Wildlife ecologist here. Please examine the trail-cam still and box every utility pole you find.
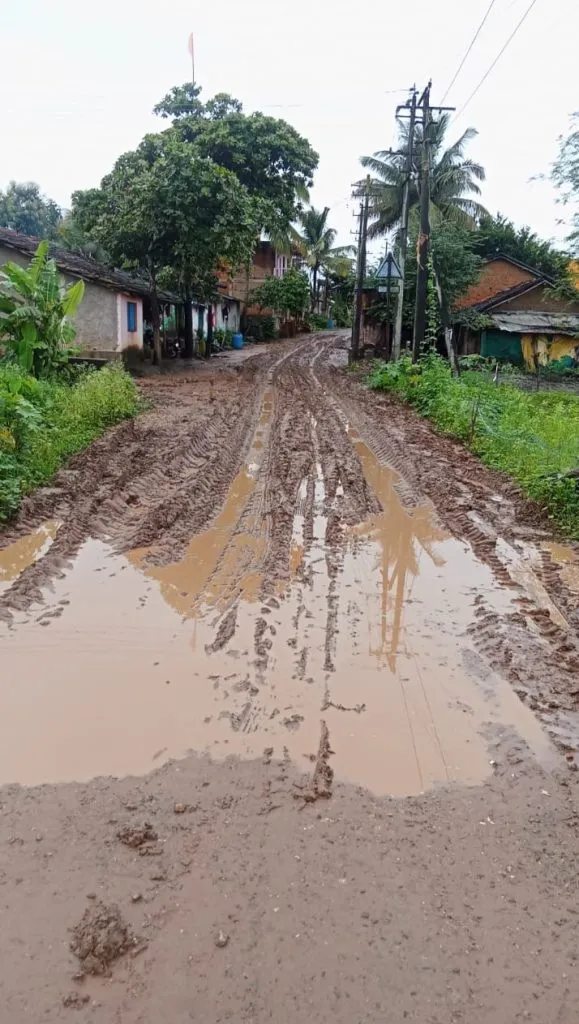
[411,83,455,363]
[412,81,431,363]
[351,176,370,362]
[392,87,417,362]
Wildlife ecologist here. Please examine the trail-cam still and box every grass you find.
[0,363,141,521]
[367,355,579,539]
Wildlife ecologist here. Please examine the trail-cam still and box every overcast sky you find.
[1,0,577,252]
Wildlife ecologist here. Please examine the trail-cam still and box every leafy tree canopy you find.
[472,213,570,279]
[399,222,482,329]
[73,138,260,279]
[72,137,263,360]
[153,83,318,231]
[0,181,62,239]
[251,267,310,319]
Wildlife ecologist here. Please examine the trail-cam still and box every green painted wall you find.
[481,330,523,363]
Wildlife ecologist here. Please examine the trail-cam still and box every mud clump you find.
[294,720,334,805]
[116,821,158,849]
[283,713,305,732]
[206,604,238,654]
[63,991,90,1009]
[70,901,135,976]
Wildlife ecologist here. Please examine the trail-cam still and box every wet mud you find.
[0,334,575,791]
[2,333,579,1023]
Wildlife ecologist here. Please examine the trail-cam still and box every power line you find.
[453,0,540,120]
[440,0,498,103]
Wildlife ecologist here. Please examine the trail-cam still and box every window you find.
[274,254,288,278]
[127,301,137,333]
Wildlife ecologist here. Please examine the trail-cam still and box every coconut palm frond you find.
[295,204,351,310]
[267,221,302,255]
[440,126,479,161]
[360,112,486,239]
[444,197,489,221]
[295,181,310,205]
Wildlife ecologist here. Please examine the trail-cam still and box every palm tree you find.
[296,205,354,311]
[361,113,487,238]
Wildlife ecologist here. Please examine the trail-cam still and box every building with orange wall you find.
[455,254,579,368]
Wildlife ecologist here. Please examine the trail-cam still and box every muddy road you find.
[1,333,579,1023]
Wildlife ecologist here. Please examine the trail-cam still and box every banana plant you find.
[0,241,84,377]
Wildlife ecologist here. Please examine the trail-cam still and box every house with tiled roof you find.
[455,254,579,369]
[0,228,179,361]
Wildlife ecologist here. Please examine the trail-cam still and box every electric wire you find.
[453,0,539,120]
[440,0,498,103]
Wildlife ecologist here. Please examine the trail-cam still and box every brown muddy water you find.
[0,521,59,596]
[0,395,555,794]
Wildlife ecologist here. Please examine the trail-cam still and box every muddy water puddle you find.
[0,398,556,792]
[0,521,59,596]
[543,541,579,596]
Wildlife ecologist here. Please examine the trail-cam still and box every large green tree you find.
[72,138,261,360]
[296,206,354,311]
[400,222,482,327]
[151,137,263,356]
[472,213,570,279]
[361,114,487,237]
[0,181,62,239]
[73,151,172,364]
[153,83,318,234]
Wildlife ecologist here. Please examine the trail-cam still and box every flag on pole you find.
[188,32,195,84]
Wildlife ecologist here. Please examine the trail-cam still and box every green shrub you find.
[0,363,140,520]
[368,355,579,537]
[246,315,278,342]
[458,354,492,372]
[331,302,352,328]
[0,240,85,377]
[541,357,579,378]
[308,313,329,331]
[214,328,233,348]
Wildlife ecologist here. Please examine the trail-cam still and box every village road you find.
[1,333,579,1023]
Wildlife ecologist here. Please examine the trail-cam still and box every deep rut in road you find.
[1,335,578,791]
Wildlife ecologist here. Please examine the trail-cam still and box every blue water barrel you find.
[327,318,335,329]
[232,333,244,350]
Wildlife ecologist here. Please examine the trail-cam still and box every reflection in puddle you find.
[130,390,274,616]
[0,398,555,792]
[0,521,59,596]
[319,429,551,794]
[543,541,579,596]
[348,429,447,672]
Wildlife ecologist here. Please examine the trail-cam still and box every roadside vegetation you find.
[368,356,579,538]
[0,243,140,520]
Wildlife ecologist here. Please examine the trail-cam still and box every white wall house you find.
[0,228,177,361]
[192,296,241,337]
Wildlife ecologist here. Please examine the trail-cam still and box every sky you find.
[1,0,577,254]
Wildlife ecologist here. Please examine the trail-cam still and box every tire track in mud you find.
[184,335,569,788]
[0,346,306,621]
[318,348,579,752]
[2,332,579,784]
